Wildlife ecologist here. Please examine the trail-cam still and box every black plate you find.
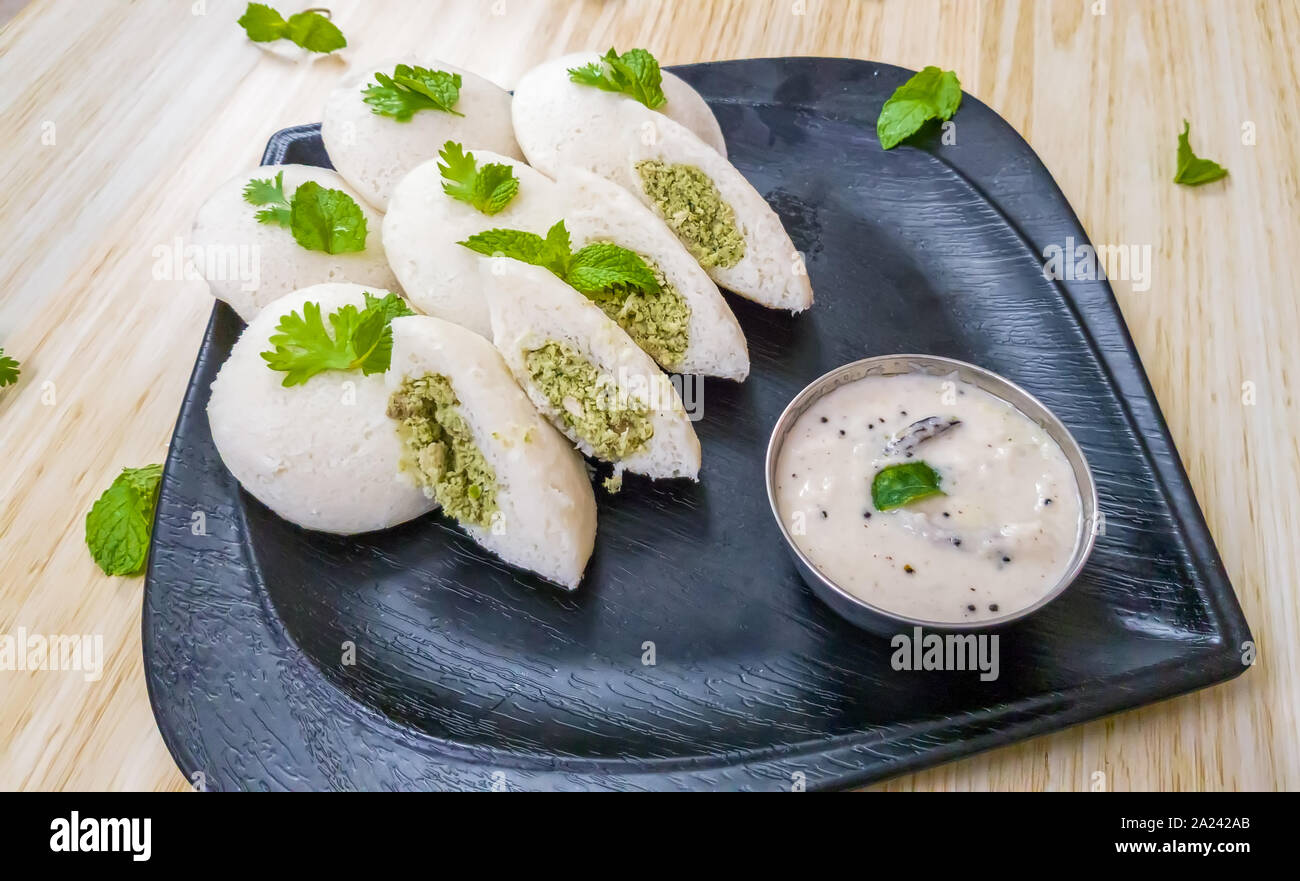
[144,58,1251,791]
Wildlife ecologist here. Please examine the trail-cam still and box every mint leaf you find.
[283,10,346,53]
[289,180,367,254]
[363,66,463,121]
[85,464,163,576]
[569,47,667,110]
[237,3,345,52]
[243,170,291,227]
[876,66,962,150]
[566,242,661,301]
[237,3,286,41]
[460,221,659,302]
[261,292,409,386]
[871,461,944,510]
[437,141,519,215]
[0,347,19,387]
[1174,120,1229,186]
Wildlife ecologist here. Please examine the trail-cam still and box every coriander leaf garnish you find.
[438,141,520,215]
[243,170,292,227]
[260,292,410,386]
[288,181,367,254]
[871,461,944,511]
[460,220,661,301]
[568,47,667,110]
[237,3,346,53]
[0,347,19,387]
[876,66,962,150]
[85,464,163,576]
[363,65,463,121]
[1174,120,1229,186]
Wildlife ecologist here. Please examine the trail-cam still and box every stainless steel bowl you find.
[765,354,1099,634]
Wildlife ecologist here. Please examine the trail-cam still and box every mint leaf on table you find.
[438,141,519,215]
[260,292,410,386]
[460,220,661,301]
[237,3,346,53]
[243,170,292,227]
[288,181,367,254]
[568,47,667,110]
[0,347,19,387]
[876,66,962,150]
[363,66,463,120]
[85,465,163,576]
[1174,120,1229,186]
[871,461,944,511]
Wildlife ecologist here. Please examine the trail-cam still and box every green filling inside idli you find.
[524,341,655,460]
[388,374,497,528]
[635,160,746,270]
[597,257,690,371]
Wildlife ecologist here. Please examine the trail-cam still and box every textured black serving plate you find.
[144,58,1250,791]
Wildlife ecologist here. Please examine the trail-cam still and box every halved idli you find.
[557,167,750,380]
[511,51,726,183]
[625,109,814,312]
[321,59,522,210]
[383,148,557,337]
[208,283,434,534]
[484,261,701,481]
[386,315,597,589]
[191,164,398,322]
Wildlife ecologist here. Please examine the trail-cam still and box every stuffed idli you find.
[208,283,435,534]
[321,59,522,210]
[386,315,597,589]
[625,109,814,312]
[511,50,726,182]
[485,261,701,481]
[383,146,557,337]
[191,164,399,322]
[556,166,750,380]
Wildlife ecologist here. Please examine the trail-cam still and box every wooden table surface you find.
[1,0,1295,792]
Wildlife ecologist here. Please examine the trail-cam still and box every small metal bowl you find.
[765,354,1098,635]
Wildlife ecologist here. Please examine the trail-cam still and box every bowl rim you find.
[764,353,1100,631]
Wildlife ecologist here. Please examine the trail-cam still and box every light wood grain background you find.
[0,0,1295,791]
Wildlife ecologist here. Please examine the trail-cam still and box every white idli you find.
[383,148,557,337]
[321,59,522,210]
[191,164,399,323]
[387,315,597,589]
[208,283,435,534]
[485,261,701,481]
[511,51,726,183]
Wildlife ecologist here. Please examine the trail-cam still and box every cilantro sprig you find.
[438,141,519,215]
[568,48,667,110]
[237,3,346,53]
[242,173,368,254]
[260,292,413,387]
[0,347,19,387]
[363,65,463,121]
[460,220,660,302]
[86,465,163,576]
[1174,120,1229,186]
[876,66,962,150]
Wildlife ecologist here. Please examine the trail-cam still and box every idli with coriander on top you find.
[386,315,597,589]
[483,259,701,482]
[191,164,398,322]
[382,142,557,337]
[207,283,435,534]
[511,48,726,182]
[624,108,813,312]
[321,59,522,210]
